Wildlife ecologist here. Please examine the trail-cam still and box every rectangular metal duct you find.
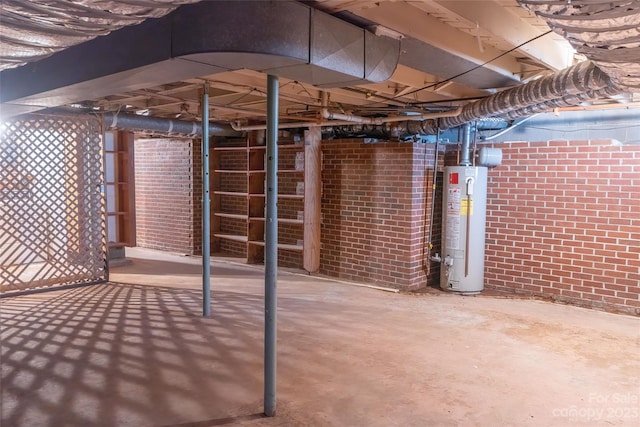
[0,1,400,119]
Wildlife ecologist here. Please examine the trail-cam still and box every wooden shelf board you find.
[247,170,303,174]
[278,194,304,199]
[248,193,303,199]
[213,146,247,151]
[213,233,248,243]
[249,217,303,225]
[248,241,303,251]
[108,241,128,248]
[214,213,248,220]
[214,191,248,197]
[249,144,304,151]
[279,218,304,225]
[214,169,246,174]
[278,243,304,251]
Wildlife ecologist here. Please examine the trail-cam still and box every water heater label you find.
[447,188,461,214]
[446,216,461,249]
[449,172,459,184]
[461,199,474,215]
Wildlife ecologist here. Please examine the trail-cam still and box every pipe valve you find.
[444,255,454,267]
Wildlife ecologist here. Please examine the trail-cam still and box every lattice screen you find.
[0,115,107,294]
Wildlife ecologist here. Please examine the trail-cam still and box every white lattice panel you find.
[0,115,107,294]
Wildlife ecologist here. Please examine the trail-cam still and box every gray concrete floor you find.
[1,248,639,427]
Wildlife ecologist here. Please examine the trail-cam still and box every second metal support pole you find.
[202,83,211,318]
[264,74,279,417]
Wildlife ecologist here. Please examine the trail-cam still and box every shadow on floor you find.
[112,257,265,280]
[160,413,265,427]
[0,283,278,426]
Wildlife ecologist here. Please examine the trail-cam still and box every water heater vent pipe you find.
[460,122,473,166]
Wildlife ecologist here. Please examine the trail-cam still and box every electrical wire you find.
[397,30,554,100]
[480,114,540,141]
[479,117,640,144]
[525,123,640,132]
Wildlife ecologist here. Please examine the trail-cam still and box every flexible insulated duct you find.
[519,1,640,89]
[437,60,614,130]
[430,2,640,132]
[0,0,202,71]
[501,85,621,120]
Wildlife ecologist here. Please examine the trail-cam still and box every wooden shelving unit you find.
[211,131,306,264]
[104,131,136,249]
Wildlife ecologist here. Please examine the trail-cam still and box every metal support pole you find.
[202,83,211,317]
[264,74,279,417]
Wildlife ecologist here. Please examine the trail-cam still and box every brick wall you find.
[482,139,640,314]
[135,138,200,255]
[320,140,439,290]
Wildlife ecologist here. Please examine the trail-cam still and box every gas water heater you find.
[439,165,488,294]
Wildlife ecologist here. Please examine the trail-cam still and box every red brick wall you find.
[135,138,199,255]
[320,140,439,290]
[482,139,640,314]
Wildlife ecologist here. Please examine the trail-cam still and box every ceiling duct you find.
[435,60,614,131]
[0,0,202,71]
[0,1,400,119]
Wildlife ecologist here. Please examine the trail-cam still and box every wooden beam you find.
[351,1,523,80]
[428,0,572,71]
[303,127,321,273]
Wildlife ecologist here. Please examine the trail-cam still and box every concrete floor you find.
[1,248,638,427]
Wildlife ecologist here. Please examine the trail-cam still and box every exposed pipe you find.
[102,111,240,137]
[460,122,472,166]
[472,123,477,166]
[480,114,540,141]
[427,126,441,260]
[231,112,463,132]
[231,91,463,134]
[233,120,329,131]
[320,91,379,124]
[382,109,463,124]
[464,177,473,277]
[437,60,614,130]
[319,90,463,126]
[201,84,211,318]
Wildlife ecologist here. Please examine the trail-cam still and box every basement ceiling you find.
[0,0,635,127]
